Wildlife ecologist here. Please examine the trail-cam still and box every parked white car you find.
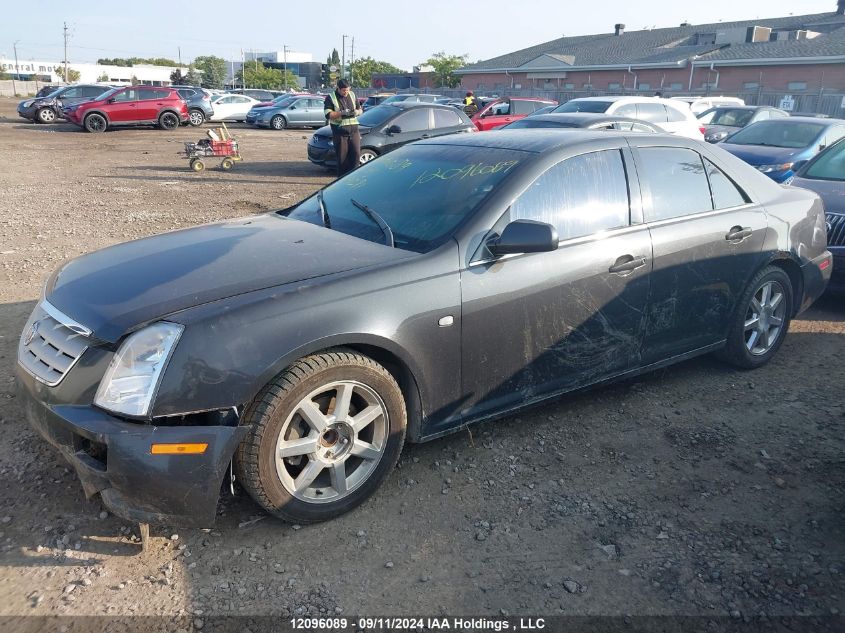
[209,94,261,122]
[671,96,745,115]
[553,96,704,139]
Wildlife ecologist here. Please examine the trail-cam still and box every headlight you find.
[705,132,728,142]
[94,322,183,417]
[23,100,34,107]
[757,163,793,173]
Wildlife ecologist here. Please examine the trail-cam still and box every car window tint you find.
[82,87,104,97]
[234,96,250,103]
[632,122,656,132]
[177,89,195,99]
[62,88,80,98]
[665,105,688,122]
[112,89,138,102]
[392,109,430,132]
[433,108,463,128]
[490,102,510,115]
[705,158,749,209]
[511,100,536,115]
[510,150,630,240]
[614,104,637,117]
[638,103,669,123]
[639,147,712,221]
[309,99,323,108]
[804,139,845,180]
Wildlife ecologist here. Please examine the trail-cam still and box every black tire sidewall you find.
[84,114,106,133]
[244,357,406,523]
[725,266,793,368]
[160,112,178,129]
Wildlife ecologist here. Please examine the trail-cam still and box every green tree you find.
[184,65,200,86]
[97,72,110,82]
[330,48,340,66]
[236,65,300,90]
[55,66,81,82]
[348,57,404,88]
[97,57,177,67]
[425,51,468,88]
[170,68,186,84]
[0,70,11,80]
[194,55,227,89]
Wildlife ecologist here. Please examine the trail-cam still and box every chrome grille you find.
[18,301,90,386]
[827,213,845,247]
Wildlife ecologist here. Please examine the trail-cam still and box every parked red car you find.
[471,97,558,131]
[63,85,189,133]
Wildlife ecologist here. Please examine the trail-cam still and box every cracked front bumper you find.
[17,366,247,527]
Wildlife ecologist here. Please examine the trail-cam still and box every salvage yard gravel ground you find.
[0,96,843,628]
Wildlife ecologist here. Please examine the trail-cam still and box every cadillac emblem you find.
[24,320,40,346]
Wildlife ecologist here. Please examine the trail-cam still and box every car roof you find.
[388,102,458,110]
[417,128,676,153]
[761,117,840,125]
[520,113,657,125]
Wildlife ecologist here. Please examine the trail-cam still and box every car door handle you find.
[725,226,752,242]
[608,255,647,275]
[420,134,430,139]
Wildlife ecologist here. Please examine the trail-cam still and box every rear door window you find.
[509,150,631,240]
[638,103,669,123]
[82,86,105,97]
[433,108,464,128]
[614,103,638,117]
[638,147,712,221]
[665,105,689,122]
[704,158,749,209]
[391,108,430,132]
[511,100,536,115]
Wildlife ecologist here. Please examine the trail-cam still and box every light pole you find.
[283,45,289,90]
[12,41,19,96]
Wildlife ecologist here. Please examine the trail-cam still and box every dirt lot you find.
[0,96,843,630]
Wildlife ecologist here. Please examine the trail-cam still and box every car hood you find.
[47,213,415,342]
[719,143,806,166]
[790,177,845,215]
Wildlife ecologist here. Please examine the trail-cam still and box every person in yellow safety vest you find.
[323,78,363,177]
[463,91,479,117]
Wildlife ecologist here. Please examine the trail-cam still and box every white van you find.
[553,96,704,139]
[670,96,745,115]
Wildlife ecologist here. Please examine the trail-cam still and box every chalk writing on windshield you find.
[411,160,519,188]
[381,157,413,171]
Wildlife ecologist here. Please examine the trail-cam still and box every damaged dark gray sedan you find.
[18,131,832,527]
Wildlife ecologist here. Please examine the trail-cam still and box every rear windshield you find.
[803,140,845,181]
[283,144,528,252]
[707,109,754,127]
[553,100,612,113]
[725,121,825,149]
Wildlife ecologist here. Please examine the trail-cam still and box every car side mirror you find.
[107,98,116,104]
[289,105,296,110]
[487,220,559,256]
[792,159,808,172]
[387,124,401,135]
[818,144,826,152]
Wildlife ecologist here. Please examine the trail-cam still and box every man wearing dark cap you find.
[324,78,362,177]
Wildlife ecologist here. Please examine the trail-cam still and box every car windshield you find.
[706,108,754,127]
[356,105,401,127]
[94,87,121,100]
[803,140,845,181]
[284,144,527,252]
[724,121,825,148]
[503,119,578,129]
[553,100,612,113]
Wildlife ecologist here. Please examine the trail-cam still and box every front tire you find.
[36,107,56,124]
[717,265,793,369]
[159,111,180,130]
[236,349,407,523]
[359,148,378,164]
[271,115,287,130]
[84,113,107,133]
[188,109,205,126]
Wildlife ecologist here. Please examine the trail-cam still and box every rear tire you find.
[220,157,234,170]
[716,265,793,369]
[359,148,378,164]
[84,113,107,133]
[190,158,205,172]
[235,348,407,523]
[188,109,205,126]
[159,111,180,130]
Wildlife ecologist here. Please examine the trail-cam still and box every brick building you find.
[457,4,845,114]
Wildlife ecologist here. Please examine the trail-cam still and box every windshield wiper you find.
[317,190,331,228]
[350,198,395,248]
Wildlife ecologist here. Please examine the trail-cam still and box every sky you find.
[1,0,839,71]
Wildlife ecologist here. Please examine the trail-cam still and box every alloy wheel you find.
[744,280,787,356]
